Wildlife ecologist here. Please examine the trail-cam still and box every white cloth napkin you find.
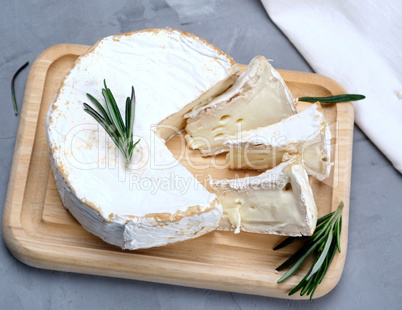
[261,0,402,173]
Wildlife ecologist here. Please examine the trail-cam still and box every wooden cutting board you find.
[2,44,354,300]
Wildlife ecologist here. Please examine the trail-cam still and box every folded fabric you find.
[261,0,402,173]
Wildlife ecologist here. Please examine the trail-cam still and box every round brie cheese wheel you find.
[46,28,238,250]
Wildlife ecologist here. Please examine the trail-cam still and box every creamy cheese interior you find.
[226,148,287,170]
[184,55,296,156]
[226,143,325,173]
[219,184,305,235]
[303,141,328,176]
[157,68,238,141]
[224,103,332,180]
[211,157,317,236]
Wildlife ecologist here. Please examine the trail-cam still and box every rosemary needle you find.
[84,80,140,166]
[274,201,344,300]
[298,94,365,104]
[11,61,29,116]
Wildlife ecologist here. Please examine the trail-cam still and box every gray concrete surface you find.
[1,0,401,309]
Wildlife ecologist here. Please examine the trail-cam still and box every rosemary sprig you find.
[11,61,29,116]
[298,94,365,103]
[83,80,140,166]
[274,201,344,300]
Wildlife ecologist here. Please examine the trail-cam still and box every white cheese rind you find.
[184,55,297,156]
[46,28,237,250]
[51,154,222,249]
[224,103,332,180]
[210,156,317,236]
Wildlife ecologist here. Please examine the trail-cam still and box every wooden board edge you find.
[2,44,89,264]
[0,234,316,300]
[325,101,354,296]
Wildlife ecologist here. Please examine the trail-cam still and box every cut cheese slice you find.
[46,28,239,250]
[210,156,317,236]
[224,102,332,180]
[184,55,297,156]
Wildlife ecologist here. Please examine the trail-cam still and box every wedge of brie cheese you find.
[184,55,297,156]
[225,103,332,180]
[210,156,317,236]
[46,28,239,250]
